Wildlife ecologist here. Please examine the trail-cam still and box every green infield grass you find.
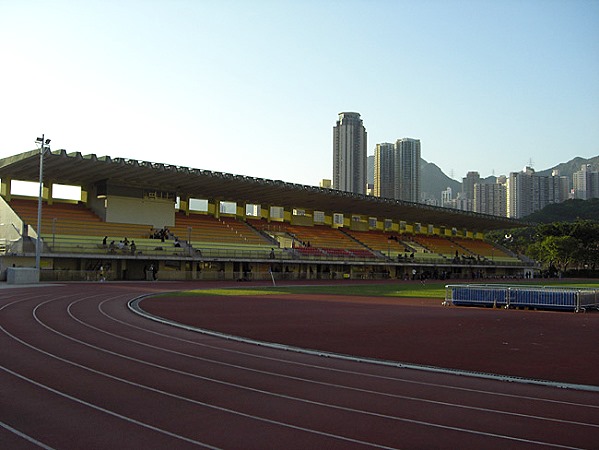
[158,279,599,300]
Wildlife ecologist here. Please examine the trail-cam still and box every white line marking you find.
[76,298,599,429]
[128,297,599,393]
[30,297,590,448]
[1,367,220,449]
[1,421,56,450]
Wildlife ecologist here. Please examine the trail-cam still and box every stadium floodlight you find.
[34,134,51,279]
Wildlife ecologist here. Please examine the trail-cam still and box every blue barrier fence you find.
[445,284,599,312]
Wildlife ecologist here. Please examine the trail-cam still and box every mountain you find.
[421,158,461,201]
[524,198,599,223]
[535,155,599,178]
[421,155,599,202]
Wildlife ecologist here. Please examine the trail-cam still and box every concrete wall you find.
[106,196,175,228]
[7,267,39,284]
[0,195,26,247]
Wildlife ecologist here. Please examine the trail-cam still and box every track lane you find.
[2,283,599,449]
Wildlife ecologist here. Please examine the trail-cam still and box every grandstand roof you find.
[0,149,525,232]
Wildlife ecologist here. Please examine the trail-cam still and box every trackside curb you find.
[128,294,599,393]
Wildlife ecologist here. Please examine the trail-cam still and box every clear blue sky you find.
[1,0,598,186]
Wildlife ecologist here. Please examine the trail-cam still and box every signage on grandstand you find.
[143,190,176,200]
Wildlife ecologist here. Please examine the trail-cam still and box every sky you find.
[1,0,598,187]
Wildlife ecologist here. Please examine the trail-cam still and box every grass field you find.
[162,280,599,299]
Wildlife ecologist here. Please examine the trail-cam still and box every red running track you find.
[2,281,599,449]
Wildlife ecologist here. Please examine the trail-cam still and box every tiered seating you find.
[39,234,187,256]
[451,237,518,261]
[344,230,407,255]
[7,199,520,264]
[411,234,470,257]
[286,225,367,250]
[294,246,326,257]
[172,213,273,251]
[9,199,185,256]
[9,199,151,238]
[250,222,375,259]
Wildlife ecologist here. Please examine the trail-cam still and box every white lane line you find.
[1,421,56,450]
[3,305,400,450]
[74,298,599,430]
[1,366,220,449]
[123,294,599,408]
[31,297,588,449]
[128,297,599,393]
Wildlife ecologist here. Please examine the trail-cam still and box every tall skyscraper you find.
[395,138,421,203]
[374,143,395,198]
[573,164,599,200]
[507,167,570,219]
[441,187,453,207]
[333,112,367,194]
[507,167,535,219]
[474,182,507,217]
[462,171,481,207]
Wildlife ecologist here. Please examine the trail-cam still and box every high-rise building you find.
[474,182,507,217]
[507,167,570,218]
[573,164,599,200]
[374,143,395,198]
[462,171,481,208]
[395,138,421,202]
[507,167,535,219]
[441,187,453,207]
[367,155,374,185]
[333,112,367,194]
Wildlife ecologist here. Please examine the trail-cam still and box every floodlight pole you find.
[35,134,50,274]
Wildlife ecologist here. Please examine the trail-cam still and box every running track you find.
[2,282,598,449]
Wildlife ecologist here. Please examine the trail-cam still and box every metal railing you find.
[444,284,599,312]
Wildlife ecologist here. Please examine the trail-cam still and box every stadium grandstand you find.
[0,149,534,282]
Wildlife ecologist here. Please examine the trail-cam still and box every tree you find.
[487,219,599,275]
[538,235,578,273]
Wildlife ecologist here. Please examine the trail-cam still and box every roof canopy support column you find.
[0,177,11,201]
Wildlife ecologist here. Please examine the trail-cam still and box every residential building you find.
[507,167,535,219]
[333,112,367,194]
[461,171,480,210]
[507,167,570,219]
[395,138,421,203]
[367,155,374,185]
[573,164,599,200]
[441,187,453,207]
[474,182,507,217]
[373,143,395,198]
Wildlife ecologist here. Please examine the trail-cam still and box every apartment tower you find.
[395,138,421,202]
[374,143,395,198]
[333,112,367,194]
